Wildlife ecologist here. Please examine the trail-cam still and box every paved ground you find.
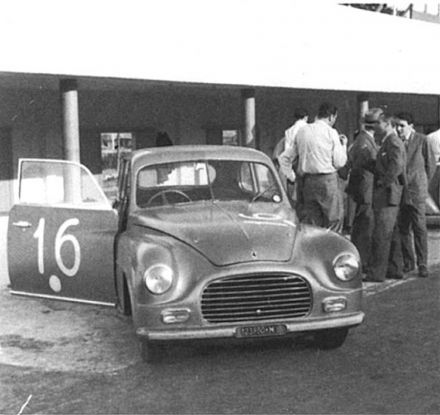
[0,215,139,373]
[2,256,439,414]
[1,214,439,375]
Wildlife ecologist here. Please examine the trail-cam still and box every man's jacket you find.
[402,131,436,206]
[373,132,406,209]
[346,130,378,205]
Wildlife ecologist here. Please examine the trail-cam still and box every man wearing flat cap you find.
[346,109,379,272]
[364,109,406,282]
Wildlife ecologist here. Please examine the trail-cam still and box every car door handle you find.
[12,220,32,228]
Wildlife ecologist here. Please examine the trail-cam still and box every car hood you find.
[132,201,298,266]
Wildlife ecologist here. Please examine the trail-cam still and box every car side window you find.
[254,163,277,192]
[239,162,255,193]
[239,162,280,201]
[138,162,211,188]
[18,159,111,209]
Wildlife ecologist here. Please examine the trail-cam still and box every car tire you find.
[314,328,349,350]
[140,340,163,363]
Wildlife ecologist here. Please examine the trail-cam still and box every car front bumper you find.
[136,311,365,341]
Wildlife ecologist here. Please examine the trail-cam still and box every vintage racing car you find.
[8,146,364,361]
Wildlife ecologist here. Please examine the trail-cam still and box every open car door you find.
[8,159,118,305]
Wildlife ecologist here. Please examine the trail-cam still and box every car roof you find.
[128,145,272,166]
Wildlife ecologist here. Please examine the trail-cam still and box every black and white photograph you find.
[0,1,439,413]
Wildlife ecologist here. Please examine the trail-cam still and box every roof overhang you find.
[1,0,439,95]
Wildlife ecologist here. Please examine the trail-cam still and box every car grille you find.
[201,274,312,323]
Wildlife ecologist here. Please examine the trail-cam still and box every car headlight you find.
[332,253,359,281]
[144,264,174,294]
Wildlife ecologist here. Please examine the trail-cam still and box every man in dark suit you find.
[364,109,406,282]
[393,112,436,278]
[346,110,379,272]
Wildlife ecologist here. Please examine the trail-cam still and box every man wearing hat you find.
[364,109,406,282]
[346,109,379,273]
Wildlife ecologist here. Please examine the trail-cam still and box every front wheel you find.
[140,341,163,363]
[314,328,349,350]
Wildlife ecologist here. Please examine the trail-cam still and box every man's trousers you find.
[367,205,401,281]
[399,202,428,270]
[301,172,341,231]
[350,203,374,272]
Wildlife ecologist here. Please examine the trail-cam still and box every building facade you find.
[1,1,440,211]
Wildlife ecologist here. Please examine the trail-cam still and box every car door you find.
[8,159,118,305]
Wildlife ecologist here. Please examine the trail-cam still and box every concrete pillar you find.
[60,79,80,163]
[357,93,369,131]
[60,79,81,203]
[241,89,256,148]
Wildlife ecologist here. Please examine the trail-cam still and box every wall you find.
[77,86,243,174]
[370,93,439,132]
[0,88,63,210]
[257,89,440,157]
[79,86,242,144]
[0,84,243,208]
[256,88,359,156]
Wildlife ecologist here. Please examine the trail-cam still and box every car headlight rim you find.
[144,264,174,294]
[332,253,359,282]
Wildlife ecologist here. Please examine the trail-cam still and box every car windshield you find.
[136,159,282,207]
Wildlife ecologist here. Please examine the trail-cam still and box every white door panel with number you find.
[8,159,118,305]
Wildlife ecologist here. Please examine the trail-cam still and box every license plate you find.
[236,324,287,338]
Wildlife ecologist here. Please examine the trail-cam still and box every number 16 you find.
[33,217,81,277]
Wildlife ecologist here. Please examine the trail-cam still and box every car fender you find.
[292,224,361,289]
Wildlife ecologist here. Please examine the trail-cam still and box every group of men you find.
[276,102,436,282]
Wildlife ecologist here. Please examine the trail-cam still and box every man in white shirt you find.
[274,108,309,209]
[427,128,440,163]
[279,102,348,230]
[284,108,309,151]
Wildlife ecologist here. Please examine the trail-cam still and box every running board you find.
[9,290,116,307]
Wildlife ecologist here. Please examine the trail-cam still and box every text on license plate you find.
[236,324,287,338]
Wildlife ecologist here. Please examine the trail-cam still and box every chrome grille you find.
[201,274,312,323]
